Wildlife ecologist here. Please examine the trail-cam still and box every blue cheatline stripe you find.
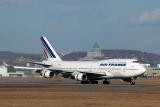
[41,37,56,58]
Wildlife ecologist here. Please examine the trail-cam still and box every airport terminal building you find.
[0,65,34,77]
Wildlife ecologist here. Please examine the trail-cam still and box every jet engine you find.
[42,69,55,78]
[74,72,87,81]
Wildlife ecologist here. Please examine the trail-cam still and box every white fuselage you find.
[43,59,146,79]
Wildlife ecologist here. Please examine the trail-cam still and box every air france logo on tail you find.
[43,49,49,59]
[40,36,62,61]
[41,37,56,58]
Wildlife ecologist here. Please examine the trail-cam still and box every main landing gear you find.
[103,79,110,84]
[81,79,110,84]
[81,80,98,84]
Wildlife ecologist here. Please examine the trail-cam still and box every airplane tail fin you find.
[40,36,62,61]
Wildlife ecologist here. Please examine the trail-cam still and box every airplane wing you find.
[24,61,52,67]
[24,61,107,77]
[14,66,42,70]
[14,66,43,73]
[81,71,106,77]
[48,68,106,77]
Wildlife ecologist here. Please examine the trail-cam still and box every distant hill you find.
[0,50,160,66]
[101,49,160,65]
[62,52,86,61]
[0,51,41,66]
[63,50,160,66]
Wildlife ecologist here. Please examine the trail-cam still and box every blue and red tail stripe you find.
[43,49,48,59]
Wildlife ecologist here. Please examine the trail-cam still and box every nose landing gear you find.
[122,77,136,85]
[130,77,135,85]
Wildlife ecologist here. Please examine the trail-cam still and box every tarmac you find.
[0,77,159,91]
[0,77,159,107]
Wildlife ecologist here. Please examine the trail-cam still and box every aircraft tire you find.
[81,81,89,84]
[130,81,135,85]
[90,81,98,84]
[103,80,110,84]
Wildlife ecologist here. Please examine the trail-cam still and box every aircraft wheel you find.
[103,80,110,84]
[81,81,86,84]
[81,81,89,84]
[130,78,135,85]
[130,81,135,85]
[90,81,98,84]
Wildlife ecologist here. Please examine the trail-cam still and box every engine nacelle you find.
[42,70,55,78]
[74,73,87,81]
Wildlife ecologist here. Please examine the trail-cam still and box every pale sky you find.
[0,0,160,54]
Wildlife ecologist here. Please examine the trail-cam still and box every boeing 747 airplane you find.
[29,36,146,85]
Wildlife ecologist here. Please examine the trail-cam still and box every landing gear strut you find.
[103,79,110,84]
